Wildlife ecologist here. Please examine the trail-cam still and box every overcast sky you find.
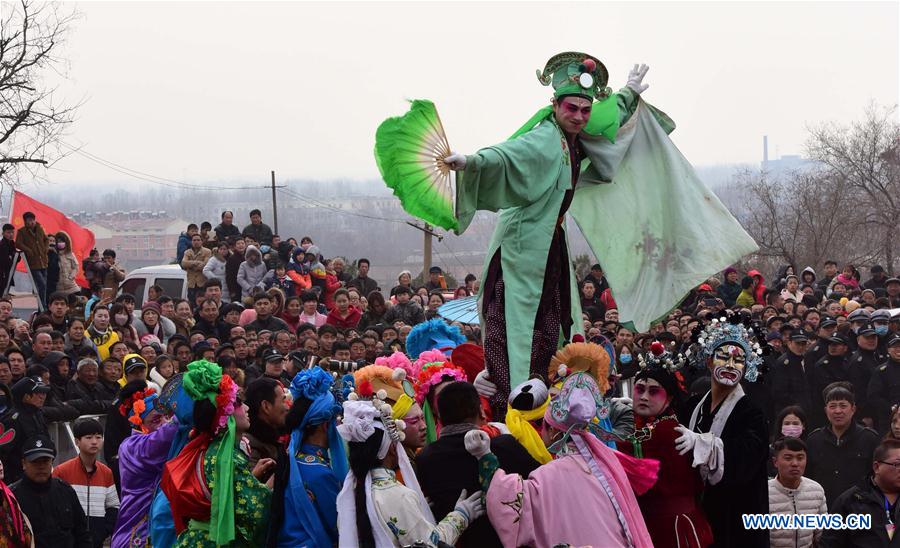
[36,1,899,188]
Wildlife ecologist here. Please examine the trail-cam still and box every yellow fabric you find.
[504,399,552,464]
[392,394,415,420]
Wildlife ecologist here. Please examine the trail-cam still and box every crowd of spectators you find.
[0,207,896,546]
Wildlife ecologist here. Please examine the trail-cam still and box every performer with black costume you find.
[674,315,770,547]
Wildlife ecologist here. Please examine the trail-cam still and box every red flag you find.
[10,191,96,288]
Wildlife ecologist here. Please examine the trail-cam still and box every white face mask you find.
[781,424,803,438]
[114,314,128,326]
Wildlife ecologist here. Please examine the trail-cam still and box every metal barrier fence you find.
[48,415,108,465]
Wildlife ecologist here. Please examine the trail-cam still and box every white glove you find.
[674,425,699,456]
[473,369,497,398]
[454,489,485,524]
[443,152,467,171]
[464,429,492,459]
[626,63,650,94]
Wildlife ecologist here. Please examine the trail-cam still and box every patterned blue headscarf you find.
[279,367,348,546]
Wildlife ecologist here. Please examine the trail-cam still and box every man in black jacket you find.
[10,434,91,547]
[1,376,50,484]
[822,438,900,548]
[416,382,539,548]
[0,224,18,294]
[347,258,378,297]
[809,334,853,429]
[805,316,838,372]
[852,323,888,426]
[770,332,812,417]
[806,384,880,508]
[867,334,900,434]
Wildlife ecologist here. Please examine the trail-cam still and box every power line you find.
[277,187,407,224]
[59,142,272,191]
[440,239,469,270]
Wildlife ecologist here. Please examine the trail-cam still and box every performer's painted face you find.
[710,344,745,386]
[633,378,671,418]
[553,96,592,136]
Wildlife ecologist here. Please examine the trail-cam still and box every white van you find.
[118,264,187,307]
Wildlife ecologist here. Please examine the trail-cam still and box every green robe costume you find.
[456,88,756,407]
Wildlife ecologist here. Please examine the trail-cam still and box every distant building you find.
[763,154,814,176]
[82,212,186,269]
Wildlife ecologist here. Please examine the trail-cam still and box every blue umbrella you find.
[438,295,480,325]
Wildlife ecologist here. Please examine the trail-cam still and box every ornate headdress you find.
[118,384,159,433]
[688,314,763,382]
[635,341,688,398]
[537,51,611,100]
[548,342,611,393]
[353,365,417,420]
[336,395,434,547]
[405,318,467,359]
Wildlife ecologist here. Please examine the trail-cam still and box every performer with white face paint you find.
[675,314,770,547]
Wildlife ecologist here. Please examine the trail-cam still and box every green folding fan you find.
[375,100,457,231]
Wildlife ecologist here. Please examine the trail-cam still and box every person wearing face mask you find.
[54,231,81,296]
[616,341,713,548]
[674,314,769,548]
[867,335,900,435]
[109,303,138,345]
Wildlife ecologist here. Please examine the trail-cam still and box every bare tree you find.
[806,103,900,274]
[0,0,79,191]
[738,166,880,274]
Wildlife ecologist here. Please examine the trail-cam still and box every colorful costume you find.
[277,366,346,547]
[616,342,713,548]
[336,395,472,547]
[469,365,658,547]
[160,360,271,547]
[377,52,756,413]
[111,385,177,548]
[148,373,195,548]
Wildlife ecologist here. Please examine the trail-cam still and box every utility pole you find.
[271,170,278,234]
[406,221,442,280]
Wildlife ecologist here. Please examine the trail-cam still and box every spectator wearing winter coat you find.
[780,275,805,304]
[800,266,817,288]
[748,269,767,305]
[174,224,196,265]
[237,245,267,299]
[262,264,296,298]
[225,237,247,302]
[15,212,49,305]
[100,249,125,293]
[768,437,827,548]
[773,264,795,292]
[55,231,81,296]
[132,302,174,346]
[717,266,742,307]
[52,418,119,548]
[2,376,51,485]
[347,258,378,297]
[286,247,311,291]
[180,233,212,302]
[11,435,92,548]
[805,385,880,508]
[770,332,812,417]
[383,286,426,326]
[0,223,18,294]
[202,241,230,302]
[821,439,900,548]
[833,264,860,291]
[862,265,888,291]
[241,208,274,246]
[212,210,240,243]
[735,275,756,308]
